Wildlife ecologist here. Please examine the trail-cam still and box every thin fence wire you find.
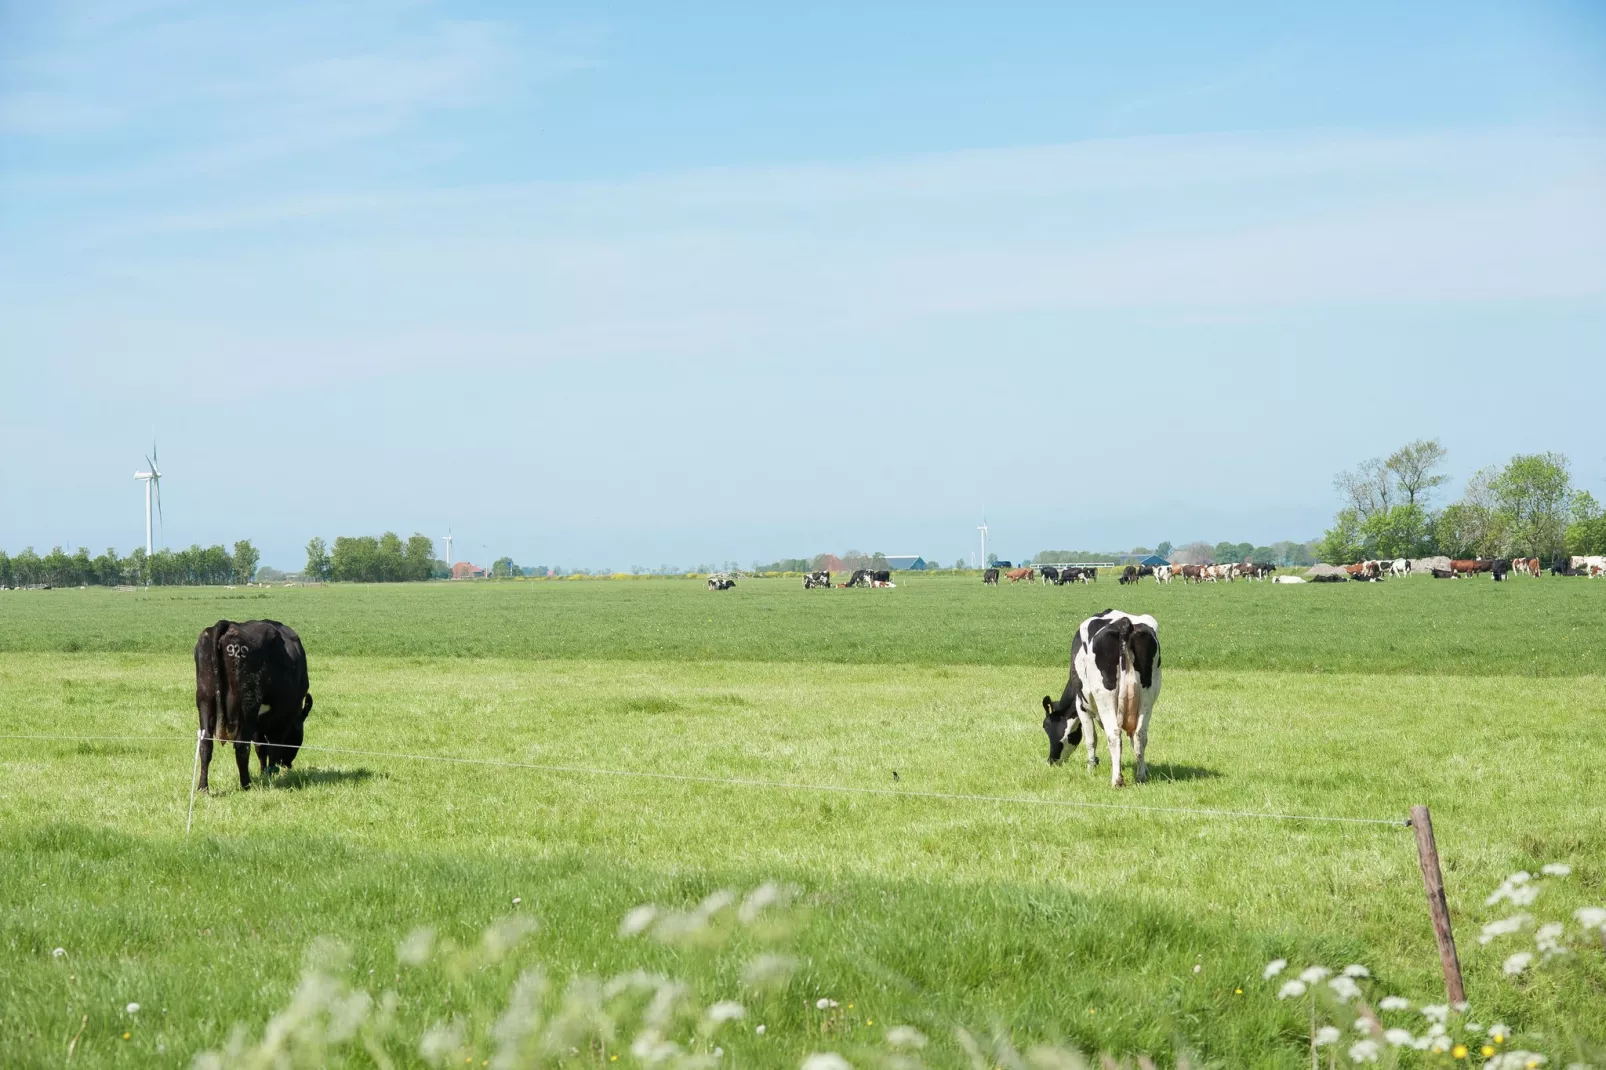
[1,731,1408,828]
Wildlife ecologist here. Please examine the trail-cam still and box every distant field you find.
[0,572,1601,675]
[1,578,1602,1068]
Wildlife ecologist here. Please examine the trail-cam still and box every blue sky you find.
[2,1,1604,570]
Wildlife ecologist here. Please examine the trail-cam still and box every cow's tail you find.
[208,629,234,741]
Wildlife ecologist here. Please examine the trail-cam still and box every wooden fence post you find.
[1410,804,1465,1004]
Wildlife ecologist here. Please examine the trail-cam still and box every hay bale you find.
[1304,563,1348,578]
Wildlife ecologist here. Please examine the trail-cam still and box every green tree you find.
[92,547,121,585]
[1492,453,1572,558]
[1385,438,1450,507]
[1249,545,1276,565]
[1318,509,1363,564]
[403,534,437,581]
[1333,457,1394,520]
[305,537,332,581]
[13,547,42,586]
[1155,541,1173,559]
[1565,490,1606,556]
[492,556,520,578]
[233,540,260,583]
[1360,504,1434,560]
[0,550,11,588]
[123,547,147,586]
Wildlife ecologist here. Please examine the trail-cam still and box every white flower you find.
[1540,863,1571,877]
[1489,1024,1511,1043]
[1487,873,1540,907]
[1277,980,1307,999]
[705,1002,746,1025]
[814,998,839,1010]
[1487,1054,1547,1070]
[1349,1038,1380,1063]
[1428,1035,1450,1054]
[1315,1026,1342,1047]
[1480,914,1533,944]
[1574,906,1606,931]
[1383,1028,1414,1047]
[1328,976,1363,1002]
[1354,1020,1374,1034]
[52,948,65,958]
[1503,951,1534,976]
[801,1054,852,1070]
[125,1003,140,1014]
[1192,964,1201,973]
[1536,922,1567,956]
[1299,965,1332,984]
[755,1025,766,1036]
[1342,964,1370,978]
[1263,958,1287,979]
[1379,996,1410,1011]
[885,1026,927,1050]
[512,897,522,906]
[619,905,658,937]
[1418,1004,1449,1024]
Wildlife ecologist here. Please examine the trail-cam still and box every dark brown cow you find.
[194,619,313,792]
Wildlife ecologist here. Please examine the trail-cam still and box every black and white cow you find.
[1039,566,1060,585]
[802,570,831,589]
[842,569,893,588]
[1041,609,1162,787]
[707,575,736,590]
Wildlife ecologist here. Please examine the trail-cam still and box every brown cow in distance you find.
[1006,568,1036,584]
[1450,559,1493,577]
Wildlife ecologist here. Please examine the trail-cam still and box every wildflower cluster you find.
[1264,863,1603,1068]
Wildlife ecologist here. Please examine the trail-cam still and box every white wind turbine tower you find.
[133,442,164,555]
[442,530,454,567]
[977,520,989,569]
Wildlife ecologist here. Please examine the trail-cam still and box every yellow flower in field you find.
[1483,1046,1495,1057]
[1234,987,1243,995]
[122,1033,131,1040]
[1452,1044,1467,1059]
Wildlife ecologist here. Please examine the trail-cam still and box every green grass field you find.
[2,577,1602,1068]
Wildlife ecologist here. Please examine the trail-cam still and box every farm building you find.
[1135,554,1170,567]
[883,556,928,570]
[450,562,487,579]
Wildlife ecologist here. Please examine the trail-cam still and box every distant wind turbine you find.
[443,530,454,566]
[977,520,990,568]
[133,441,164,555]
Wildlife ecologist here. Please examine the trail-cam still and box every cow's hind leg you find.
[1092,691,1124,787]
[196,692,218,793]
[1076,698,1099,772]
[1133,721,1149,784]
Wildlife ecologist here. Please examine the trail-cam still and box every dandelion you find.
[126,1003,140,1014]
[1379,996,1410,1011]
[1480,914,1533,944]
[1452,1043,1468,1059]
[1420,1004,1449,1024]
[52,948,65,959]
[1315,1026,1341,1047]
[1298,965,1332,984]
[1574,906,1606,931]
[1484,1047,1496,1058]
[1342,964,1370,978]
[1384,1029,1414,1047]
[704,1002,746,1025]
[885,1026,926,1050]
[1263,958,1287,979]
[122,1032,131,1040]
[1349,1038,1380,1063]
[1540,863,1571,877]
[618,905,658,937]
[1489,1025,1508,1044]
[1328,976,1362,1002]
[815,998,839,1010]
[801,1054,852,1070]
[1277,980,1307,999]
[1503,951,1534,976]
[1234,987,1242,995]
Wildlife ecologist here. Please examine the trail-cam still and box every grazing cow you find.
[1430,568,1457,579]
[983,568,1000,586]
[1006,568,1035,584]
[842,569,895,588]
[1040,609,1162,788]
[1039,566,1060,585]
[1119,565,1139,585]
[1154,565,1173,584]
[707,575,736,590]
[194,619,313,792]
[1491,558,1511,581]
[1389,559,1410,578]
[1177,564,1204,583]
[802,570,831,589]
[1053,568,1080,585]
[1251,563,1278,581]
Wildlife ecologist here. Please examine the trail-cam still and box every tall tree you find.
[1333,457,1394,520]
[305,537,332,582]
[1492,452,1572,557]
[1318,509,1363,564]
[232,540,260,583]
[1433,467,1503,558]
[1385,438,1450,507]
[1155,541,1174,559]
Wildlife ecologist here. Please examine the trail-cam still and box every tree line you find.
[1319,439,1605,564]
[0,541,260,588]
[303,534,446,583]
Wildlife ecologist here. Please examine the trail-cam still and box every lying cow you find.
[1041,609,1161,787]
[802,570,831,589]
[1430,568,1457,579]
[194,619,313,792]
[983,568,1000,586]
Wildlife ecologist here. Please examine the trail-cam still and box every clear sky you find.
[3,1,1604,571]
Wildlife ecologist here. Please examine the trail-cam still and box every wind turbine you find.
[977,519,990,568]
[133,442,164,556]
[443,530,454,568]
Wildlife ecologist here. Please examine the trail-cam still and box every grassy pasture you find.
[0,577,1602,1068]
